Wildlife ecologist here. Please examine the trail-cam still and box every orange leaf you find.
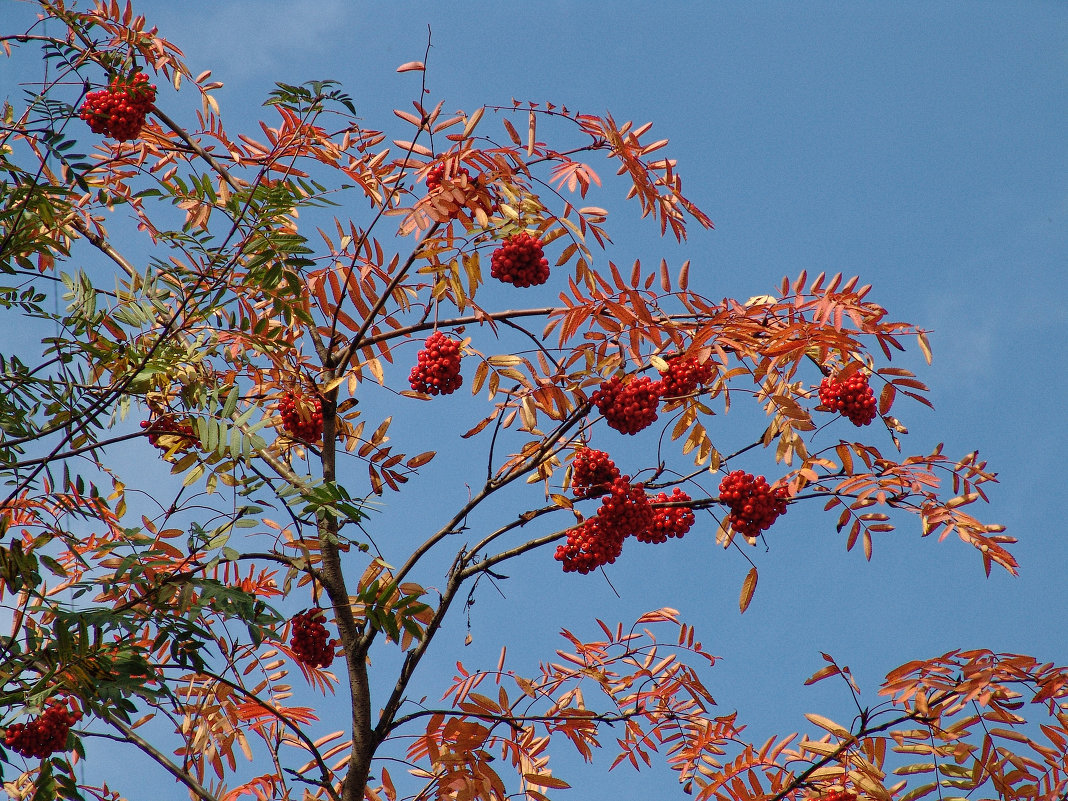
[739,567,758,613]
[523,774,571,790]
[405,451,436,468]
[502,117,522,146]
[805,664,843,685]
[879,382,896,416]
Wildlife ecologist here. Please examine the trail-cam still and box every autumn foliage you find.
[0,3,1063,801]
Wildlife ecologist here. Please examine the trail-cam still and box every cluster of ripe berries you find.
[4,702,81,759]
[718,470,789,539]
[638,488,697,545]
[425,163,470,191]
[591,375,662,435]
[409,332,463,395]
[79,72,156,141]
[591,356,713,436]
[658,356,714,399]
[279,391,324,442]
[818,372,878,426]
[141,414,199,452]
[570,447,622,498]
[556,449,695,573]
[490,233,550,287]
[289,609,335,669]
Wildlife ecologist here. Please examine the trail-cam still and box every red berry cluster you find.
[426,163,470,191]
[279,391,324,442]
[289,609,334,668]
[409,332,463,395]
[490,233,550,287]
[597,476,654,539]
[570,447,621,498]
[555,476,652,574]
[718,471,788,539]
[591,375,661,435]
[637,488,696,544]
[79,72,156,141]
[658,355,713,399]
[554,517,620,575]
[4,702,81,759]
[818,372,878,426]
[140,414,198,451]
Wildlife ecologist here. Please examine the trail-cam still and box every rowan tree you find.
[1,3,1065,801]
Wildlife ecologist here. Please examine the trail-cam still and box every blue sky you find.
[4,2,1067,798]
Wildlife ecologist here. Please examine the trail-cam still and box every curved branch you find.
[98,708,219,801]
[159,665,343,801]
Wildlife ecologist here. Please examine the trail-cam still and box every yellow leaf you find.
[847,769,890,800]
[804,713,852,738]
[946,493,978,509]
[739,567,758,613]
[527,110,536,156]
[917,331,933,365]
[371,417,392,445]
[519,397,537,430]
[320,375,346,394]
[800,739,841,756]
[462,106,485,139]
[550,493,574,510]
[367,358,385,386]
[807,766,847,780]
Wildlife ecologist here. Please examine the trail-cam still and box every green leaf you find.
[38,554,68,578]
[221,385,239,417]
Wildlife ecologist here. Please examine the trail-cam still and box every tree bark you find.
[317,389,374,801]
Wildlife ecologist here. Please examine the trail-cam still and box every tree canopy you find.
[1,3,1065,801]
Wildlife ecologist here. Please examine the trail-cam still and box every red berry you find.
[636,488,696,543]
[658,355,713,399]
[718,470,788,538]
[555,476,652,573]
[570,447,621,498]
[279,391,324,442]
[79,72,156,141]
[425,162,470,191]
[818,372,878,426]
[809,788,856,801]
[141,414,199,452]
[409,332,463,396]
[3,700,81,759]
[555,517,623,574]
[289,609,335,669]
[591,375,661,435]
[596,476,654,540]
[490,233,550,287]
